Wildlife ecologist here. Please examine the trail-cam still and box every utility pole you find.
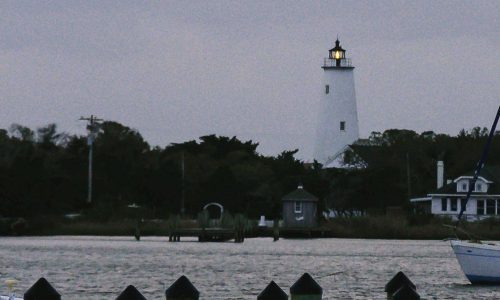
[181,151,185,215]
[80,115,103,204]
[406,152,412,200]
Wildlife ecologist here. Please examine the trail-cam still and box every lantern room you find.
[329,39,346,66]
[323,38,352,68]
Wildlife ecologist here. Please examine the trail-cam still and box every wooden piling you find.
[24,277,61,300]
[168,214,180,242]
[165,275,199,300]
[257,281,288,300]
[392,284,420,300]
[15,273,421,298]
[234,228,245,243]
[116,285,147,300]
[385,271,416,300]
[273,219,279,241]
[232,213,249,243]
[134,220,141,241]
[289,273,322,300]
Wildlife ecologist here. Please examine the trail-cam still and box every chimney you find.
[437,161,444,189]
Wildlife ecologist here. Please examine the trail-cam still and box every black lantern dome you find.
[323,37,353,68]
[329,39,346,61]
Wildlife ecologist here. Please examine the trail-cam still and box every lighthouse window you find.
[340,121,346,131]
[325,85,329,94]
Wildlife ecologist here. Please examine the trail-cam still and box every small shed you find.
[282,184,318,228]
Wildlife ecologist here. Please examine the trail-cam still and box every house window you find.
[325,85,329,94]
[477,200,485,215]
[487,199,496,215]
[460,198,467,211]
[441,198,447,211]
[450,199,457,211]
[294,201,302,213]
[340,121,346,131]
[462,183,467,192]
[476,183,482,192]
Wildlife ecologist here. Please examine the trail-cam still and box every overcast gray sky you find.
[1,1,499,159]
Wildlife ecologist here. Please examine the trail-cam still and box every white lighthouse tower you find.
[314,39,359,167]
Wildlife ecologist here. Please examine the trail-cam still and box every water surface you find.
[1,236,500,299]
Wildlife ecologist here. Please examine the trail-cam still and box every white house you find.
[411,162,500,221]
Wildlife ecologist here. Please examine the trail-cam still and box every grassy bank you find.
[321,215,500,240]
[0,218,190,236]
[2,215,500,240]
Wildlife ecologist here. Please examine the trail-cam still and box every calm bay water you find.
[1,236,500,299]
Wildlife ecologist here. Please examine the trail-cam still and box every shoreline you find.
[2,215,500,240]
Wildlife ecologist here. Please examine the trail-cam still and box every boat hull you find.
[451,240,500,284]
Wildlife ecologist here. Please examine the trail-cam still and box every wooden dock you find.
[169,228,236,242]
[168,227,333,242]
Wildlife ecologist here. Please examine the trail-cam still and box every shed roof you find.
[282,185,318,202]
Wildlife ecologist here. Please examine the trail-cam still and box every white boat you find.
[451,240,500,284]
[450,106,500,284]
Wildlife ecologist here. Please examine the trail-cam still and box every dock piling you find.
[384,271,417,300]
[116,285,147,300]
[134,220,141,241]
[15,273,424,298]
[257,280,288,299]
[392,284,420,300]
[24,277,61,300]
[289,273,322,300]
[165,275,199,300]
[273,218,279,241]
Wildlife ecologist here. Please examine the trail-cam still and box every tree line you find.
[0,121,498,220]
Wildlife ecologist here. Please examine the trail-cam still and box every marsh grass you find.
[3,214,500,240]
[322,215,500,240]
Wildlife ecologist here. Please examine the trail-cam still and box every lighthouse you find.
[313,39,359,167]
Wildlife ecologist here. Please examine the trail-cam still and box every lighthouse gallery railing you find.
[323,58,352,68]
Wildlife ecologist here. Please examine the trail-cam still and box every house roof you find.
[430,165,500,195]
[282,186,318,202]
[461,165,500,182]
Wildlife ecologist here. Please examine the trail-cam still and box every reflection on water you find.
[1,236,500,299]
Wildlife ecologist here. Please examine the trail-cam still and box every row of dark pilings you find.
[20,271,420,299]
